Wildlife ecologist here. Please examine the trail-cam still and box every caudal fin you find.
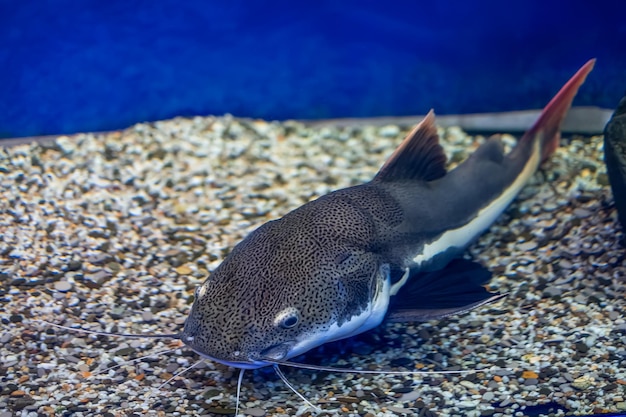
[523,59,595,162]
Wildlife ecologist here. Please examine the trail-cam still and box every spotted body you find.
[181,60,595,369]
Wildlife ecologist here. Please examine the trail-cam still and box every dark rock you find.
[79,269,112,289]
[9,314,23,323]
[574,341,590,353]
[604,93,626,232]
[389,357,413,367]
[8,395,36,411]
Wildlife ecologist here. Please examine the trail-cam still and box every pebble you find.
[460,380,477,390]
[386,405,410,414]
[457,400,479,408]
[175,265,193,275]
[542,286,563,297]
[575,341,590,353]
[81,269,112,288]
[399,390,422,403]
[482,391,495,402]
[378,125,400,137]
[572,375,594,390]
[54,280,72,292]
[517,241,538,251]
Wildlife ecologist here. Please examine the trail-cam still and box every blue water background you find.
[1,0,625,138]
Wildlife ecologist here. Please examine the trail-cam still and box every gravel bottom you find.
[1,114,625,417]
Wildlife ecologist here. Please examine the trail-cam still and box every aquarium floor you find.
[1,115,625,417]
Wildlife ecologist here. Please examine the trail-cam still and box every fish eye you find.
[274,307,300,329]
[282,315,298,328]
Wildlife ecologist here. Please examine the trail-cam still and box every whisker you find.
[235,368,245,417]
[267,359,488,375]
[273,365,320,412]
[91,346,181,378]
[155,358,205,392]
[34,319,180,339]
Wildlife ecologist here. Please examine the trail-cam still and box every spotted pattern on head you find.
[181,182,405,365]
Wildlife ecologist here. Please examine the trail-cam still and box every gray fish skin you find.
[181,60,595,369]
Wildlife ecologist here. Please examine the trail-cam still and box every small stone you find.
[575,341,590,353]
[66,260,83,271]
[379,125,400,137]
[109,305,126,320]
[389,357,412,367]
[399,390,421,403]
[54,280,72,292]
[573,208,591,218]
[88,252,112,265]
[336,395,359,403]
[522,370,539,379]
[386,405,410,414]
[418,328,431,340]
[202,407,236,415]
[165,363,179,373]
[500,397,512,407]
[482,391,495,402]
[175,265,193,275]
[457,400,479,408]
[114,347,136,356]
[572,375,594,390]
[460,380,477,390]
[558,259,573,269]
[106,262,122,273]
[243,408,265,417]
[543,286,563,298]
[81,269,112,289]
[517,241,537,251]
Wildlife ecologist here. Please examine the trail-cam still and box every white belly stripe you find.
[413,139,541,267]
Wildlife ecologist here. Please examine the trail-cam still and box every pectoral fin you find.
[386,258,506,322]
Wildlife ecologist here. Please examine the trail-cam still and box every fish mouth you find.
[187,342,295,370]
[191,348,273,369]
[258,342,293,362]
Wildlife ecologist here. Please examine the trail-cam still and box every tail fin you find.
[523,59,595,162]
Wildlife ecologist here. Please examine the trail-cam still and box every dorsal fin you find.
[374,110,447,182]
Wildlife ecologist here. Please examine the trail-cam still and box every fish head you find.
[180,215,391,369]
